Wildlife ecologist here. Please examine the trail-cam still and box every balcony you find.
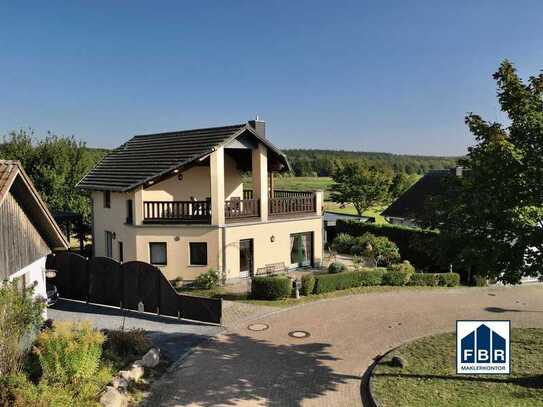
[143,201,211,224]
[142,190,318,224]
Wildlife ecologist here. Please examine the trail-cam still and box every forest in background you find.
[283,149,459,177]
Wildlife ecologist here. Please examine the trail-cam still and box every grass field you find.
[372,329,543,407]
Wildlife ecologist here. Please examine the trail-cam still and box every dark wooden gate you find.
[47,252,222,324]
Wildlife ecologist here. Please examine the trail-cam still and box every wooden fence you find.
[46,252,222,324]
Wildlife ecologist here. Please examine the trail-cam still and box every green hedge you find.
[382,270,411,286]
[359,270,385,286]
[439,273,460,287]
[409,273,461,287]
[251,277,292,300]
[336,220,440,271]
[301,274,315,296]
[410,273,440,286]
[313,269,391,294]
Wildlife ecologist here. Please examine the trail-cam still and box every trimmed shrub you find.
[251,277,292,300]
[337,220,440,270]
[410,273,440,286]
[439,273,461,287]
[383,270,410,286]
[313,270,385,293]
[194,268,220,290]
[359,270,385,286]
[328,262,348,274]
[34,322,105,385]
[333,233,356,253]
[390,260,416,275]
[301,275,316,296]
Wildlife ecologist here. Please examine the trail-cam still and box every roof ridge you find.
[133,123,246,138]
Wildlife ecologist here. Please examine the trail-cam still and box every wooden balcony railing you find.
[271,190,314,199]
[143,201,211,223]
[269,193,316,216]
[225,198,260,219]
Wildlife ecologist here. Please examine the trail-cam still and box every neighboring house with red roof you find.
[0,160,69,304]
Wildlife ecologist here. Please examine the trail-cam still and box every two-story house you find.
[77,119,323,282]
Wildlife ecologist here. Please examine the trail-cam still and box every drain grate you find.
[247,323,270,332]
[288,330,311,339]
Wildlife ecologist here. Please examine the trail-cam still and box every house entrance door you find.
[239,239,253,278]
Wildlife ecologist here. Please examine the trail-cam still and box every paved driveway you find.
[48,299,223,362]
[146,284,543,406]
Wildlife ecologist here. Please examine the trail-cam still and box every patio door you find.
[290,232,313,267]
[239,239,253,278]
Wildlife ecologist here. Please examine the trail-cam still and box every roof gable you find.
[0,160,69,250]
[381,170,451,219]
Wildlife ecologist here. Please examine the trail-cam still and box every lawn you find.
[180,285,454,308]
[323,201,389,224]
[372,329,543,407]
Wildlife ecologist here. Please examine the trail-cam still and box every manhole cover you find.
[288,330,311,339]
[247,323,269,331]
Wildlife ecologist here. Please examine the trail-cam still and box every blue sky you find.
[1,1,542,155]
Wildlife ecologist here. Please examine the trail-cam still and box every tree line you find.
[284,149,459,177]
[0,130,106,222]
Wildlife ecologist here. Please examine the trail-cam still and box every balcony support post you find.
[252,144,268,221]
[210,146,225,225]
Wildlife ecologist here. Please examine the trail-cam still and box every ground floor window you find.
[290,232,313,267]
[189,242,207,266]
[149,242,167,266]
[105,231,113,258]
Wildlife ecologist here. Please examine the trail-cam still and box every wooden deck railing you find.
[143,201,211,223]
[225,198,260,219]
[269,193,316,216]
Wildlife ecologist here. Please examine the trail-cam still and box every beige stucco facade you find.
[90,141,323,282]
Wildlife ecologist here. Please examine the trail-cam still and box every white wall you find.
[9,256,48,318]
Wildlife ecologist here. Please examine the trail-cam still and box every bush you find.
[328,262,348,274]
[439,273,461,287]
[0,373,74,407]
[390,260,416,275]
[337,220,440,270]
[34,322,105,385]
[251,276,292,300]
[410,273,440,286]
[359,269,385,286]
[333,233,356,253]
[313,271,379,293]
[194,268,220,290]
[383,270,411,286]
[0,282,44,376]
[104,328,151,359]
[355,233,401,267]
[301,275,315,296]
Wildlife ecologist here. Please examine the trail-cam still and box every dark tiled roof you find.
[381,170,452,219]
[77,124,247,191]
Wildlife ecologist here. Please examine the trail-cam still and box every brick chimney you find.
[248,116,266,138]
